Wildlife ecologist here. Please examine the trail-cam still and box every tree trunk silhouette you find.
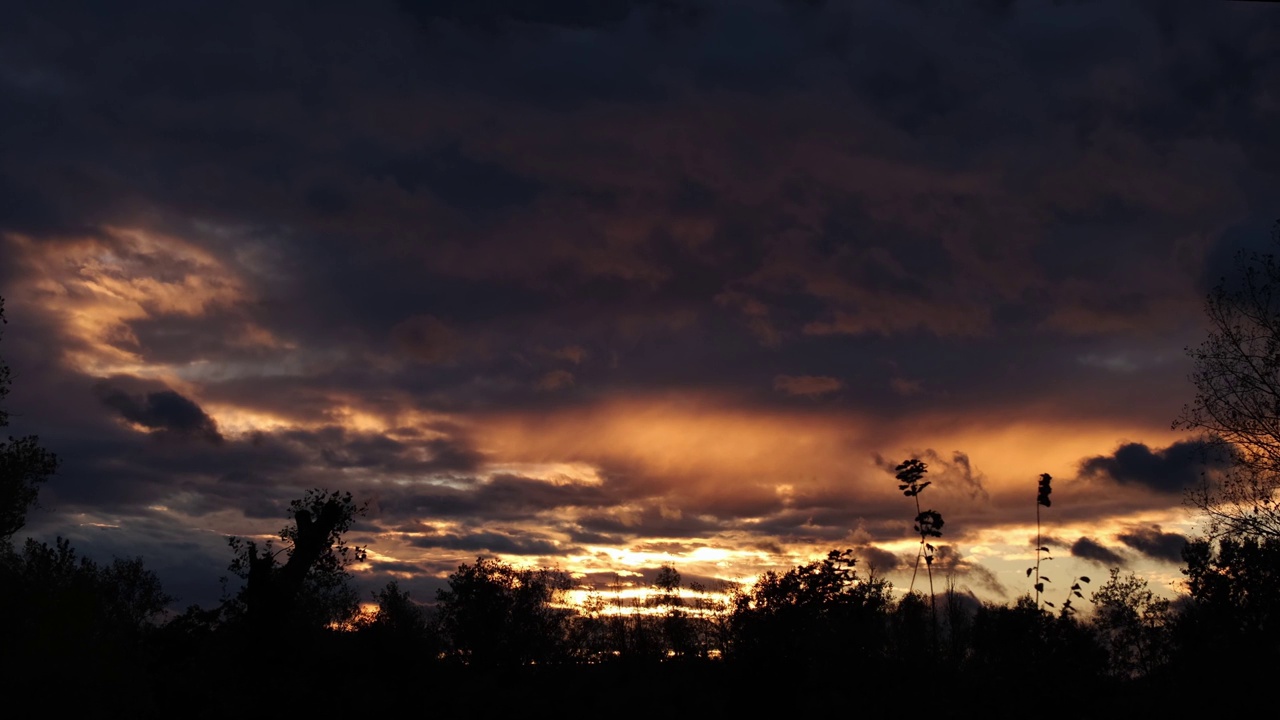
[243,497,351,634]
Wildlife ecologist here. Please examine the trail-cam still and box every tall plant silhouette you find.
[1024,474,1091,614]
[1029,473,1052,608]
[895,459,944,610]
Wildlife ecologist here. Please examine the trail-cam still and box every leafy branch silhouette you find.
[1055,575,1091,616]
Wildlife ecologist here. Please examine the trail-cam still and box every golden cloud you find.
[5,226,257,377]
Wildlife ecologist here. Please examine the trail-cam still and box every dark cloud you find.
[315,431,483,473]
[406,529,569,556]
[774,374,843,397]
[98,385,222,444]
[1080,439,1233,493]
[373,474,612,523]
[378,144,543,217]
[1070,537,1125,567]
[389,314,464,364]
[1117,525,1188,564]
[369,558,436,576]
[399,0,640,31]
[567,528,627,546]
[853,545,903,575]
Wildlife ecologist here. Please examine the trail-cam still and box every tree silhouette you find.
[0,296,58,544]
[364,580,428,636]
[652,563,694,658]
[1090,568,1170,679]
[226,489,367,634]
[728,549,891,673]
[1175,219,1280,540]
[1178,536,1280,666]
[357,579,437,663]
[967,594,1104,699]
[1,536,172,714]
[435,556,573,667]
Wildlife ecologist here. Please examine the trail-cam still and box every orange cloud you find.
[5,227,255,377]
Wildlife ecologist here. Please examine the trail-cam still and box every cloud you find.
[889,377,923,397]
[2,0,1277,609]
[536,370,575,391]
[406,529,567,556]
[931,545,1003,596]
[390,315,461,364]
[873,449,989,503]
[398,0,648,31]
[1080,439,1233,493]
[546,345,588,364]
[1116,525,1188,564]
[853,545,903,575]
[99,385,222,444]
[773,374,843,397]
[316,432,483,473]
[1070,537,1125,567]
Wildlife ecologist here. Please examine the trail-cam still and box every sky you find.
[1,0,1277,611]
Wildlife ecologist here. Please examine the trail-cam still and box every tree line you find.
[4,464,1276,716]
[4,507,1276,715]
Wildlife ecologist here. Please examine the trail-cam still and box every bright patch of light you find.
[481,461,605,486]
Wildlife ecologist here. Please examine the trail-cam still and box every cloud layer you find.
[2,0,1276,607]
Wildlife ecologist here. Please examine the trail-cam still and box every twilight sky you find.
[2,0,1277,610]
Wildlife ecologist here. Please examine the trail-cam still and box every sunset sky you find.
[2,0,1277,611]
